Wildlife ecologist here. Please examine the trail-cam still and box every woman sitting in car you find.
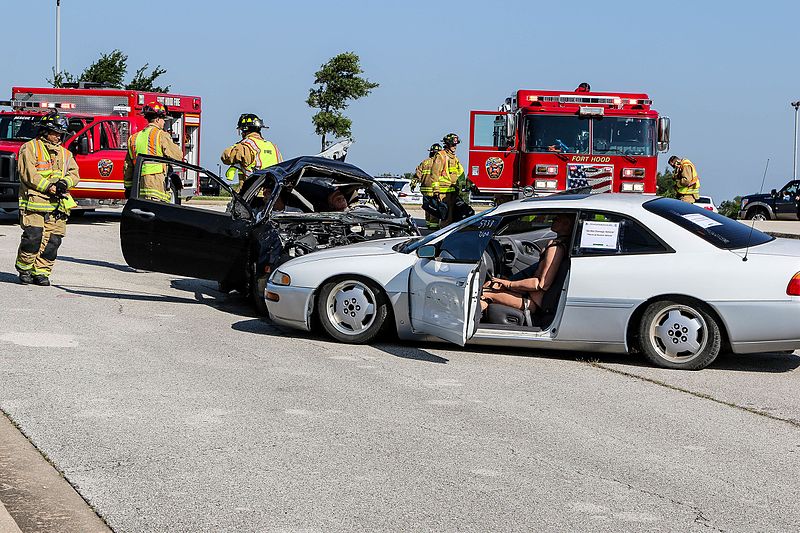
[480,213,574,314]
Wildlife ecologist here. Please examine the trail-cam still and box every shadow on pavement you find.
[58,255,136,273]
[373,342,449,363]
[170,278,257,317]
[0,271,22,285]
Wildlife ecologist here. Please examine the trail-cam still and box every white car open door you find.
[409,215,501,346]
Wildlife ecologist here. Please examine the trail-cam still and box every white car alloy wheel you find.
[322,279,382,340]
[639,300,722,370]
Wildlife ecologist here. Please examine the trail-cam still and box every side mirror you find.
[657,116,671,152]
[417,245,436,259]
[505,113,516,145]
[78,136,89,156]
[771,189,778,197]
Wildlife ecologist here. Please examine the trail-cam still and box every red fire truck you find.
[468,88,670,201]
[0,84,202,212]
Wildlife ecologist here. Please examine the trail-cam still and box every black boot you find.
[18,271,34,284]
[32,275,50,286]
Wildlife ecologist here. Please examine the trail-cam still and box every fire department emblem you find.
[98,159,114,177]
[485,157,504,180]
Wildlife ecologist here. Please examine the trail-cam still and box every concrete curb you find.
[0,411,111,533]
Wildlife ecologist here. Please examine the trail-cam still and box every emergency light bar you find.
[0,99,76,109]
[526,95,652,106]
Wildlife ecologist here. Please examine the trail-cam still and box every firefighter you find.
[576,82,591,92]
[431,133,465,227]
[123,102,183,202]
[221,113,283,190]
[15,112,80,286]
[669,155,701,203]
[416,143,442,229]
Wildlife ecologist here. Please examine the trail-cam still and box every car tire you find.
[638,300,722,370]
[317,278,389,344]
[746,208,768,221]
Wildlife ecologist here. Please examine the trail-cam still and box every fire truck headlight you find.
[535,180,558,190]
[535,164,558,176]
[621,182,645,193]
[622,168,645,178]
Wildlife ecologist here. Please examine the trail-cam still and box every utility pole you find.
[792,101,800,181]
[55,0,61,75]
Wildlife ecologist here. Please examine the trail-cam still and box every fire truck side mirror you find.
[505,114,516,147]
[657,116,670,152]
[78,136,90,156]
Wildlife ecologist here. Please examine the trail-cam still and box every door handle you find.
[131,208,156,220]
[456,280,465,287]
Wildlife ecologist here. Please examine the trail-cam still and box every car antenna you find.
[742,158,770,262]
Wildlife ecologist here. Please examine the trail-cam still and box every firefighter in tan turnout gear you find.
[669,155,701,203]
[221,113,282,190]
[15,112,80,286]
[416,142,442,229]
[123,102,183,202]
[430,133,465,226]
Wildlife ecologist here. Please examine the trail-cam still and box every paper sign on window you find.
[681,213,722,228]
[580,221,620,250]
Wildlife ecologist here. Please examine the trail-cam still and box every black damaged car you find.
[120,155,420,313]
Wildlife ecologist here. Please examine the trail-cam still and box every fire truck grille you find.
[0,152,16,182]
[12,92,129,115]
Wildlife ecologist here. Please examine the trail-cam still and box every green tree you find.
[307,52,379,150]
[718,196,742,219]
[656,166,677,198]
[48,49,170,92]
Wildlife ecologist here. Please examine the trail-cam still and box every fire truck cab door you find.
[66,119,129,199]
[120,156,253,282]
[468,110,518,196]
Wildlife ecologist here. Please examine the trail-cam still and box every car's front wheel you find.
[638,300,722,370]
[746,207,768,221]
[317,278,389,343]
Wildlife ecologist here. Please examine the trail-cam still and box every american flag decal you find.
[567,164,613,193]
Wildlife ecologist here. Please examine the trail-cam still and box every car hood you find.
[747,237,800,257]
[742,193,771,202]
[277,236,409,266]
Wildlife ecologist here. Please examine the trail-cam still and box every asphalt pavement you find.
[0,208,798,532]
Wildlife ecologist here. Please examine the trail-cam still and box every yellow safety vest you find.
[437,151,464,193]
[19,139,77,213]
[130,126,166,176]
[241,137,280,171]
[675,159,700,196]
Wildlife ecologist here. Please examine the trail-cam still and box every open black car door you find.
[120,155,254,282]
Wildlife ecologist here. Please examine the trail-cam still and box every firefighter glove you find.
[54,180,69,196]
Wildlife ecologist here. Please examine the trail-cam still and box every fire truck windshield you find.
[0,115,39,141]
[524,116,590,154]
[592,117,655,156]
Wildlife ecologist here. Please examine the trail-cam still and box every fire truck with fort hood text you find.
[0,84,202,212]
[468,87,670,201]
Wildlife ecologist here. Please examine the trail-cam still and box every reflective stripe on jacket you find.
[18,139,76,212]
[241,137,280,171]
[130,126,166,176]
[675,159,700,196]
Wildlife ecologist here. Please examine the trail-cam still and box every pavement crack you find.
[589,362,800,429]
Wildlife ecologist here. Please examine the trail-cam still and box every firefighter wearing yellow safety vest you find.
[221,114,282,191]
[430,133,464,227]
[669,155,701,203]
[416,142,442,229]
[15,112,80,286]
[123,102,183,202]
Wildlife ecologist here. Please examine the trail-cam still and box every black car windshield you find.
[592,117,655,156]
[398,208,496,254]
[0,115,39,141]
[644,198,773,249]
[525,115,589,154]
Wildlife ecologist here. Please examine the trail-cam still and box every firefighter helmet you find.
[38,112,68,135]
[442,133,460,147]
[428,142,442,154]
[142,102,168,119]
[237,113,267,132]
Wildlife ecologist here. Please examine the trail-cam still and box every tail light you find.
[788,273,800,296]
[535,164,558,175]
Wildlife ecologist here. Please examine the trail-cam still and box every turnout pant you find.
[678,194,697,204]
[423,195,440,230]
[16,211,67,278]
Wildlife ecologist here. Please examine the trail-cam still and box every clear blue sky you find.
[3,0,798,201]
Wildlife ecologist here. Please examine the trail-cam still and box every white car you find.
[695,195,718,213]
[375,177,423,204]
[266,194,800,370]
